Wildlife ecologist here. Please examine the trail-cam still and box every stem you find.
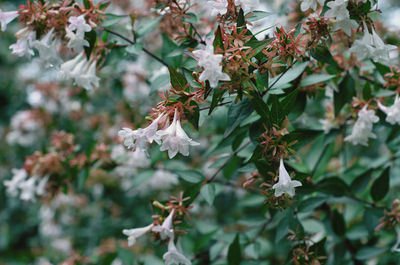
[262,63,295,96]
[101,27,170,68]
[199,100,233,111]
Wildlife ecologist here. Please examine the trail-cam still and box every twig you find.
[101,27,170,68]
[199,100,233,111]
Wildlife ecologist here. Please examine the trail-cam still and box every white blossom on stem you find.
[67,15,91,37]
[66,27,89,52]
[3,168,27,197]
[272,158,302,197]
[0,9,19,31]
[325,0,349,21]
[163,237,192,265]
[344,105,379,146]
[300,0,325,12]
[122,223,153,246]
[378,95,400,125]
[207,0,229,16]
[33,28,62,68]
[193,40,230,88]
[152,209,175,240]
[9,27,36,58]
[370,27,397,64]
[156,110,200,159]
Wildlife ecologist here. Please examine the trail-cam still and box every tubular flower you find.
[118,113,165,151]
[3,168,28,197]
[193,40,230,88]
[66,27,89,52]
[9,27,36,58]
[300,0,325,12]
[344,105,379,146]
[272,158,302,197]
[163,237,192,265]
[122,223,154,246]
[0,9,19,31]
[156,110,199,159]
[378,95,400,125]
[33,28,62,68]
[67,15,92,37]
[235,0,260,13]
[152,209,175,240]
[325,0,357,36]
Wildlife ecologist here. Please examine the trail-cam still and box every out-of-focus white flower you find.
[272,158,302,197]
[193,41,230,87]
[3,168,27,197]
[207,0,229,16]
[129,148,151,168]
[331,18,358,36]
[67,15,91,37]
[19,177,37,201]
[156,110,200,159]
[36,176,49,196]
[10,27,36,58]
[319,118,337,134]
[344,105,379,146]
[370,27,397,64]
[122,223,153,246]
[60,53,100,90]
[350,28,373,60]
[123,63,150,102]
[163,237,191,265]
[51,237,71,253]
[235,0,259,13]
[300,0,325,12]
[378,95,400,125]
[66,27,89,52]
[0,9,19,31]
[6,110,44,146]
[325,0,349,21]
[33,28,62,68]
[392,226,400,252]
[110,258,123,265]
[152,209,175,240]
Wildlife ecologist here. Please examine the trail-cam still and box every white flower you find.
[163,237,191,265]
[392,226,400,253]
[319,118,337,134]
[4,168,27,197]
[67,15,91,37]
[370,27,397,64]
[66,27,89,52]
[207,0,229,16]
[122,223,153,246]
[344,105,379,146]
[300,0,325,12]
[350,29,373,60]
[272,158,302,197]
[36,176,49,196]
[118,113,165,151]
[156,110,200,159]
[0,9,19,31]
[325,0,349,21]
[33,28,62,68]
[378,95,400,125]
[60,53,100,90]
[152,209,175,240]
[19,177,37,201]
[235,0,260,13]
[193,40,230,88]
[331,18,358,36]
[9,27,36,58]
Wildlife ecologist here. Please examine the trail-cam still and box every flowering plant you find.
[1,0,400,264]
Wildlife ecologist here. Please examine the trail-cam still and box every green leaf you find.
[251,96,272,129]
[370,167,390,202]
[363,207,384,234]
[237,8,245,28]
[270,96,284,125]
[300,74,336,87]
[136,17,162,38]
[331,210,346,236]
[281,88,298,116]
[355,247,387,260]
[200,183,216,205]
[213,26,224,50]
[317,177,349,196]
[77,167,89,190]
[102,14,128,27]
[224,99,254,137]
[245,38,273,59]
[83,0,90,9]
[209,88,227,115]
[176,170,203,183]
[84,30,97,59]
[227,234,242,265]
[310,45,340,70]
[334,75,355,116]
[184,101,200,130]
[269,61,308,90]
[125,42,144,55]
[247,11,272,22]
[117,246,135,265]
[168,66,188,90]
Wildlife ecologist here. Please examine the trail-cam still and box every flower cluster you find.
[4,168,48,201]
[344,105,379,146]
